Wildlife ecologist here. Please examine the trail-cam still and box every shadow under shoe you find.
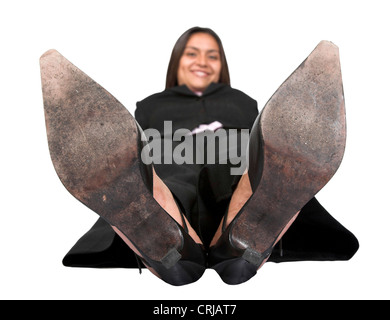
[40,50,206,286]
[209,41,347,285]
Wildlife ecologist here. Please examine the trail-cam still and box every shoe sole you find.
[40,50,201,282]
[212,41,346,284]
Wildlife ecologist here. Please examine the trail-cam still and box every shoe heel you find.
[161,248,182,269]
[209,222,273,284]
[138,228,206,286]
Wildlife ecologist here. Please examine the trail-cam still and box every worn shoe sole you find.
[210,41,346,284]
[40,50,205,285]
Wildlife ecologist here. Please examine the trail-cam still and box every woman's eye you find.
[186,52,196,57]
[208,55,219,60]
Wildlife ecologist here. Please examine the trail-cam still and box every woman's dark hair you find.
[165,27,230,89]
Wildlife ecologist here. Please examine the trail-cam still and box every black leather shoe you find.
[40,50,206,286]
[209,41,347,285]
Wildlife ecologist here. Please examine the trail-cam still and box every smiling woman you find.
[177,33,222,94]
[165,27,230,90]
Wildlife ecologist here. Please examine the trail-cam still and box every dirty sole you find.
[40,50,205,285]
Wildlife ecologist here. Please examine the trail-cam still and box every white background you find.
[1,0,389,300]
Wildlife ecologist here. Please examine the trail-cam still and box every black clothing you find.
[135,83,258,133]
[135,83,258,245]
[63,83,359,269]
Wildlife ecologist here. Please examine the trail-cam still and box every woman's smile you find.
[191,70,210,77]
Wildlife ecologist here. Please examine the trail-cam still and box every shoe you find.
[40,50,206,286]
[208,41,346,285]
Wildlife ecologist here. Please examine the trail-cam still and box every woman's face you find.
[177,32,222,93]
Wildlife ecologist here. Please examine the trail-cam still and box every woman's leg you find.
[151,168,202,245]
[211,171,300,248]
